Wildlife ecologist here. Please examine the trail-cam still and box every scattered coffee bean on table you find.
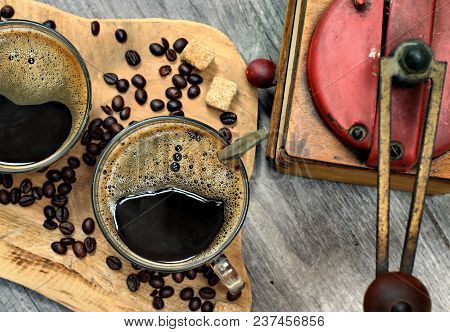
[208,275,220,286]
[82,217,96,234]
[115,29,127,43]
[56,207,69,222]
[127,274,140,292]
[161,37,169,50]
[61,237,75,246]
[187,85,201,99]
[160,286,174,298]
[1,174,13,188]
[149,43,165,56]
[109,123,124,135]
[167,100,182,112]
[170,110,184,117]
[43,219,58,230]
[172,74,188,89]
[9,188,20,205]
[20,179,32,194]
[82,153,96,166]
[91,21,100,36]
[150,275,165,289]
[173,38,188,53]
[103,73,118,85]
[62,166,75,181]
[152,296,164,310]
[51,241,67,255]
[19,195,35,207]
[81,131,92,145]
[67,156,81,169]
[166,49,177,62]
[185,269,197,280]
[166,87,182,100]
[150,99,165,112]
[135,89,148,105]
[219,127,232,142]
[172,272,185,283]
[180,287,194,301]
[89,117,103,130]
[201,301,214,312]
[220,112,238,125]
[137,270,151,283]
[159,65,172,77]
[43,181,56,198]
[112,95,125,112]
[199,287,216,300]
[103,116,117,129]
[125,50,141,66]
[86,143,101,156]
[32,187,43,200]
[46,169,62,182]
[101,105,113,115]
[150,289,158,297]
[226,291,242,302]
[84,237,97,253]
[73,241,87,258]
[188,74,203,85]
[43,20,56,29]
[120,107,131,120]
[131,262,142,270]
[59,222,74,235]
[189,297,202,311]
[106,256,122,270]
[57,183,72,195]
[131,74,146,88]
[116,79,130,93]
[52,194,68,207]
[178,63,193,76]
[0,189,10,205]
[1,5,15,18]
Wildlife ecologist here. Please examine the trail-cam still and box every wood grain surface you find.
[0,0,449,312]
[0,0,258,312]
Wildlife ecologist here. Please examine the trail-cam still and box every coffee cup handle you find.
[210,254,245,295]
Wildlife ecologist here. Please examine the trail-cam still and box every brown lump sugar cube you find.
[205,77,238,112]
[180,39,215,71]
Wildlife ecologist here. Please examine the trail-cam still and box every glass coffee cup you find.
[92,117,249,295]
[0,20,91,173]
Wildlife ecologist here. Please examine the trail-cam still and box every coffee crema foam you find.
[0,27,88,158]
[96,120,248,267]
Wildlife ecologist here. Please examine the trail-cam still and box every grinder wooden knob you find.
[363,272,431,312]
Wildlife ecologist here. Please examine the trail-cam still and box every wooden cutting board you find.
[0,0,257,311]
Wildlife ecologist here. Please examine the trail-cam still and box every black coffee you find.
[0,94,72,163]
[115,188,224,262]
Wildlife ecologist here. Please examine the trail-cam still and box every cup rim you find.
[92,116,250,272]
[0,19,91,173]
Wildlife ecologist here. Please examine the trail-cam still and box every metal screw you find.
[353,0,367,10]
[349,125,367,141]
[390,142,403,160]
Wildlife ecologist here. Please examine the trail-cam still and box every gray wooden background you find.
[0,0,448,312]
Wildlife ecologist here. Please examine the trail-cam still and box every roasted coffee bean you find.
[149,43,165,56]
[44,205,56,219]
[131,74,146,88]
[170,110,184,117]
[91,21,100,36]
[120,107,131,120]
[137,270,151,283]
[116,79,130,93]
[43,219,58,230]
[103,73,118,85]
[20,179,32,194]
[127,274,140,292]
[73,241,87,258]
[165,87,182,100]
[60,237,75,246]
[57,183,72,195]
[106,256,122,270]
[208,275,220,286]
[135,89,148,105]
[159,65,172,77]
[55,207,69,222]
[220,112,237,125]
[43,20,56,29]
[0,189,9,205]
[84,237,97,253]
[203,267,215,279]
[81,131,92,145]
[172,272,185,283]
[19,195,35,207]
[188,74,203,85]
[9,188,20,205]
[131,262,142,270]
[99,141,108,150]
[150,99,165,112]
[62,166,75,180]
[1,5,15,18]
[187,85,201,99]
[195,265,207,273]
[226,291,242,302]
[86,143,101,156]
[52,194,68,207]
[172,74,187,89]
[167,99,182,112]
[115,29,127,43]
[125,50,141,66]
[43,181,56,198]
[112,95,125,112]
[152,296,164,310]
[102,131,113,143]
[160,286,174,298]
[201,301,214,312]
[161,37,169,50]
[219,127,232,142]
[166,49,177,62]
[51,241,67,255]
[59,222,74,235]
[180,287,194,301]
[89,118,103,130]
[37,166,49,173]
[67,156,81,169]
[150,289,158,297]
[64,177,76,185]
[46,169,62,182]
[149,275,165,289]
[90,127,104,140]
[82,218,95,235]
[185,269,197,280]
[173,38,188,53]
[31,187,42,200]
[1,174,12,188]
[103,116,117,130]
[109,123,124,135]
[178,63,193,76]
[101,105,113,115]
[199,287,216,300]
[189,297,201,311]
